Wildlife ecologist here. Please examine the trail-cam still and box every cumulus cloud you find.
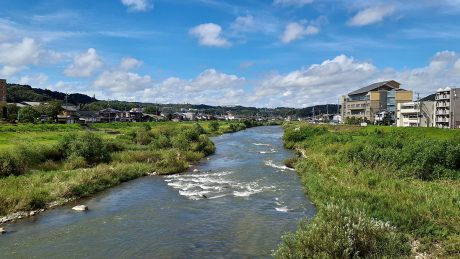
[0,37,41,77]
[121,0,153,12]
[65,48,103,77]
[93,57,152,93]
[273,0,313,7]
[281,22,319,43]
[348,5,396,27]
[119,57,143,71]
[140,69,246,106]
[189,23,231,47]
[18,73,48,87]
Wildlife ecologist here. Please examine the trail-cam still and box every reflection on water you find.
[0,126,315,258]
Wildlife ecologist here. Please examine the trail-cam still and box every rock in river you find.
[72,205,88,211]
[0,228,6,234]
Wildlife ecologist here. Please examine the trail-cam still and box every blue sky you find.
[1,0,460,107]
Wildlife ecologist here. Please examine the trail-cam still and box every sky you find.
[1,0,460,108]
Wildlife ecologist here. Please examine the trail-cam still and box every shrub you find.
[59,132,111,165]
[209,121,220,132]
[274,204,410,259]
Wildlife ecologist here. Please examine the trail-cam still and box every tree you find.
[35,101,62,120]
[18,106,40,123]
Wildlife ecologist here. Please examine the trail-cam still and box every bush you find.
[64,155,87,170]
[274,204,410,259]
[59,132,111,165]
[209,121,220,132]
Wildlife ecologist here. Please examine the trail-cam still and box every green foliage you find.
[281,123,460,255]
[274,204,410,258]
[208,121,220,132]
[345,116,364,125]
[59,132,111,165]
[18,106,40,123]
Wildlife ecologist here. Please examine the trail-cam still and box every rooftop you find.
[348,80,400,96]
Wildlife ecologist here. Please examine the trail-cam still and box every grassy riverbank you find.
[275,123,460,258]
[0,120,273,217]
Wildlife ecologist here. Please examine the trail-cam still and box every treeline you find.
[7,84,96,104]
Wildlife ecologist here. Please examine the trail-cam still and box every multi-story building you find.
[435,87,460,129]
[341,80,413,123]
[0,79,7,103]
[396,101,435,127]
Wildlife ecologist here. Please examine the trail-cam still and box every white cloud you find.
[140,69,246,106]
[189,23,231,47]
[0,37,42,77]
[119,57,143,71]
[121,0,153,12]
[64,48,103,77]
[281,22,319,43]
[93,57,152,93]
[348,5,396,27]
[273,0,313,7]
[18,73,48,87]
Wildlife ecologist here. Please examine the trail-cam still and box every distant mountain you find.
[7,84,97,104]
[420,93,436,102]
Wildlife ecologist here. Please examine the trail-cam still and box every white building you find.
[396,101,435,127]
[435,87,460,129]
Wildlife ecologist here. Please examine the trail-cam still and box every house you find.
[99,108,122,122]
[341,80,413,123]
[184,112,196,121]
[76,110,100,124]
[396,101,435,127]
[57,105,80,124]
[435,87,460,129]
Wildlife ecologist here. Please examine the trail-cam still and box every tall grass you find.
[276,123,460,257]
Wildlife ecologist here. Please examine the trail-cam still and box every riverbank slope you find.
[275,123,460,258]
[0,120,274,222]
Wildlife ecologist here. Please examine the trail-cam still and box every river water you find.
[0,126,314,258]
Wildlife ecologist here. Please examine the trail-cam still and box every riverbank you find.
[275,123,460,258]
[0,120,275,225]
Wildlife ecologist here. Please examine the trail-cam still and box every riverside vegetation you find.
[0,120,270,217]
[275,124,460,258]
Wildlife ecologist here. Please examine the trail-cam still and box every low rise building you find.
[396,101,435,127]
[435,87,460,129]
[341,80,413,123]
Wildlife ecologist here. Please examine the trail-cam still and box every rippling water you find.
[0,126,315,258]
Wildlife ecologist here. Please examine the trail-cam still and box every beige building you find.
[396,101,435,127]
[435,87,460,129]
[341,80,413,123]
[0,79,6,103]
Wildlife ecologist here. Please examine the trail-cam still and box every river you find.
[0,126,315,258]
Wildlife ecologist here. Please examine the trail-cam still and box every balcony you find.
[436,94,450,100]
[436,109,450,115]
[436,102,450,107]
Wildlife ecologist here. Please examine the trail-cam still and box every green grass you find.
[276,123,460,258]
[0,120,273,217]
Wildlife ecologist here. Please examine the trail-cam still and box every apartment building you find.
[396,101,435,127]
[435,87,460,129]
[0,79,6,103]
[341,80,413,123]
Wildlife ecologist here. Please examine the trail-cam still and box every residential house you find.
[435,87,460,129]
[76,110,100,124]
[341,80,413,123]
[57,105,80,124]
[99,108,122,122]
